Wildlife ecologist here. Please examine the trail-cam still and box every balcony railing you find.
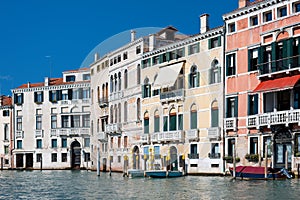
[97,131,108,142]
[247,109,300,128]
[186,129,198,140]
[208,127,220,139]
[208,153,221,159]
[258,55,300,76]
[35,130,43,138]
[98,97,109,108]
[188,153,199,159]
[58,128,90,136]
[50,129,58,137]
[160,89,184,101]
[16,131,24,139]
[152,131,183,142]
[139,135,149,143]
[109,91,123,101]
[224,118,237,131]
[105,123,122,135]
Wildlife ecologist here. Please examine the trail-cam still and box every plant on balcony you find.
[223,156,240,163]
[245,154,260,162]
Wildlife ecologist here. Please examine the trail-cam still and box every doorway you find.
[133,146,140,169]
[26,153,33,168]
[170,146,178,171]
[16,154,23,168]
[102,158,107,172]
[71,140,81,169]
[274,128,292,169]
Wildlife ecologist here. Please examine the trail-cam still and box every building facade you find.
[11,68,91,169]
[223,0,300,172]
[0,95,13,169]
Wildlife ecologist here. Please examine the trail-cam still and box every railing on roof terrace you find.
[258,55,300,76]
[247,109,300,128]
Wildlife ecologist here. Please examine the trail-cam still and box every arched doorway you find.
[170,146,178,171]
[71,140,81,169]
[102,158,107,172]
[273,127,292,169]
[133,146,140,169]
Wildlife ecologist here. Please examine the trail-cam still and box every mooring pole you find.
[40,156,43,171]
[265,143,268,179]
[285,149,288,170]
[298,164,299,179]
[233,143,236,179]
[97,145,100,176]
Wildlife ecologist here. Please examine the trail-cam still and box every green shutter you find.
[208,39,212,49]
[188,45,191,55]
[196,42,200,53]
[148,85,151,97]
[258,46,263,72]
[41,91,44,102]
[154,116,160,132]
[271,42,277,72]
[142,85,145,98]
[190,112,197,129]
[182,47,185,57]
[226,55,230,76]
[163,116,168,131]
[211,109,219,127]
[166,52,170,61]
[217,36,221,47]
[282,39,288,69]
[159,54,163,63]
[34,92,37,103]
[217,67,221,83]
[248,49,252,72]
[188,74,191,88]
[196,72,200,87]
[144,119,149,134]
[234,96,238,117]
[49,91,52,102]
[254,94,258,115]
[287,38,293,67]
[233,54,236,75]
[247,95,251,115]
[178,114,183,130]
[169,115,177,131]
[208,68,212,84]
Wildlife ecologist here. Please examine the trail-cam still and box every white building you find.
[11,68,91,169]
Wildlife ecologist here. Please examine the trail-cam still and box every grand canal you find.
[0,170,299,199]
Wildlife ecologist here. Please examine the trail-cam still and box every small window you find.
[17,140,22,149]
[118,156,121,163]
[144,112,149,134]
[83,74,90,81]
[66,75,75,82]
[51,153,57,162]
[248,48,258,71]
[249,137,258,154]
[226,53,236,76]
[209,37,221,49]
[62,153,67,162]
[228,23,236,33]
[84,138,90,148]
[278,6,287,18]
[136,45,141,54]
[36,139,42,149]
[4,145,9,154]
[227,138,235,156]
[62,138,67,148]
[152,56,159,65]
[189,43,199,55]
[250,15,258,26]
[117,55,121,63]
[36,154,42,162]
[263,11,272,22]
[52,139,57,148]
[3,110,9,117]
[36,115,42,130]
[123,52,128,60]
[84,153,91,162]
[294,2,300,13]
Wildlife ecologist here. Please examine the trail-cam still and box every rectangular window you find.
[36,115,42,130]
[83,88,90,99]
[278,6,287,18]
[110,137,114,149]
[17,140,22,149]
[14,93,24,105]
[228,23,235,33]
[84,153,91,162]
[263,136,272,158]
[248,48,258,71]
[51,115,57,129]
[190,144,197,154]
[163,116,168,131]
[84,138,90,148]
[36,139,42,149]
[3,110,9,116]
[136,45,141,54]
[210,143,220,158]
[52,139,57,148]
[4,145,9,154]
[152,56,159,65]
[62,153,67,162]
[142,58,151,68]
[51,153,57,162]
[142,85,151,98]
[177,48,185,58]
[66,75,75,82]
[154,116,160,132]
[227,138,235,156]
[190,111,197,129]
[124,136,128,148]
[294,2,300,13]
[17,117,22,131]
[62,138,67,148]
[71,115,80,128]
[249,137,258,154]
[248,94,258,115]
[169,115,177,131]
[36,153,42,162]
[178,114,183,130]
[118,156,121,163]
[226,53,236,76]
[226,97,238,118]
[144,118,149,134]
[209,37,221,49]
[123,52,128,60]
[189,43,200,55]
[61,116,69,128]
[154,146,160,159]
[4,124,9,140]
[110,156,113,163]
[250,15,258,26]
[263,11,272,22]
[83,74,90,81]
[34,91,44,103]
[82,115,90,127]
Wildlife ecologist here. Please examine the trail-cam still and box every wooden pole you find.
[285,149,288,169]
[265,143,268,179]
[298,164,299,179]
[97,145,100,176]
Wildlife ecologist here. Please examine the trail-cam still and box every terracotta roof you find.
[1,95,12,106]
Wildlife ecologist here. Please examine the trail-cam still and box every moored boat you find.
[229,166,292,180]
[145,170,183,178]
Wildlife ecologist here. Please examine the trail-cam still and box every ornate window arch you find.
[210,59,221,84]
[189,65,199,88]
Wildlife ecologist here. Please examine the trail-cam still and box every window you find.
[124,136,128,148]
[278,6,287,18]
[4,124,9,140]
[17,140,22,149]
[208,37,221,49]
[189,144,198,159]
[52,139,57,148]
[250,15,258,26]
[210,59,220,84]
[263,11,272,22]
[110,156,113,163]
[124,102,128,122]
[190,105,197,129]
[137,64,141,85]
[154,111,160,133]
[66,75,75,82]
[49,90,60,102]
[226,97,238,118]
[136,45,141,54]
[14,93,24,105]
[248,94,258,115]
[211,101,219,127]
[137,98,141,121]
[117,137,121,148]
[210,143,220,158]
[117,55,121,63]
[144,112,149,134]
[294,2,300,13]
[228,23,235,33]
[189,43,200,55]
[36,115,42,130]
[177,48,185,58]
[36,139,42,149]
[72,89,80,100]
[71,115,80,128]
[110,137,114,148]
[61,116,69,128]
[84,138,90,147]
[83,88,90,99]
[36,154,42,162]
[51,153,57,162]
[51,115,57,129]
[3,110,9,116]
[62,153,67,162]
[248,48,258,71]
[123,52,128,60]
[62,90,68,100]
[227,138,235,156]
[249,137,258,154]
[226,53,236,76]
[178,114,183,130]
[62,138,67,148]
[169,108,177,131]
[189,65,199,88]
[124,70,128,89]
[118,72,121,91]
[163,116,168,131]
[154,146,160,159]
[4,145,9,154]
[17,117,22,131]
[142,78,151,98]
[152,56,159,65]
[82,114,90,127]
[142,58,151,68]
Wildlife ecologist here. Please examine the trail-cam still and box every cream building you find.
[11,68,91,169]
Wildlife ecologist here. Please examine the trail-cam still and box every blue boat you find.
[145,170,183,178]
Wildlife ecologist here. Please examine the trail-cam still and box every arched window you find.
[211,101,219,127]
[124,101,128,122]
[189,65,199,88]
[124,69,128,89]
[110,105,114,123]
[142,77,151,98]
[137,64,141,85]
[169,107,177,131]
[154,110,160,133]
[114,104,118,123]
[190,104,197,129]
[137,98,141,120]
[97,119,100,133]
[118,103,121,123]
[4,124,9,140]
[118,72,122,91]
[110,75,114,93]
[144,111,149,134]
[105,82,108,100]
[210,59,221,84]
[114,73,118,92]
[102,84,105,100]
[97,86,100,102]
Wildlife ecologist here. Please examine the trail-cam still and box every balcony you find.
[98,97,109,108]
[97,131,108,142]
[258,55,300,77]
[152,131,184,143]
[224,118,237,131]
[139,134,149,143]
[50,129,58,137]
[109,91,123,101]
[208,153,221,159]
[58,128,90,136]
[208,127,220,139]
[160,89,184,102]
[105,123,122,135]
[35,130,43,138]
[188,153,199,159]
[16,131,24,139]
[185,129,198,140]
[247,109,300,128]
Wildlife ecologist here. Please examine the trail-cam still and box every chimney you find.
[239,0,250,8]
[131,30,136,42]
[27,82,30,88]
[149,34,156,51]
[94,53,99,62]
[200,14,209,34]
[45,77,49,86]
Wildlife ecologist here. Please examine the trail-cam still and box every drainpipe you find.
[222,23,227,175]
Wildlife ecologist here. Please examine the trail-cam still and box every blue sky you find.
[0,0,237,95]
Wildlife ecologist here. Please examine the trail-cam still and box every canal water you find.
[0,170,299,200]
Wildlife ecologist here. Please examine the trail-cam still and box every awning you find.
[253,75,300,93]
[153,62,183,89]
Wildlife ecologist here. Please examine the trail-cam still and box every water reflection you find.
[0,171,299,199]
